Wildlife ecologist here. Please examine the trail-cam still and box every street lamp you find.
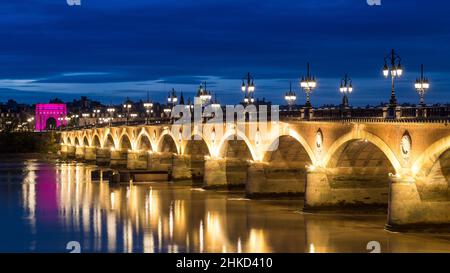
[300,62,317,120]
[123,99,133,125]
[415,64,430,106]
[339,74,353,108]
[143,101,153,125]
[166,89,178,120]
[300,62,317,108]
[167,88,178,106]
[241,72,255,105]
[383,49,403,109]
[197,82,212,106]
[93,109,101,126]
[107,107,115,126]
[284,82,297,116]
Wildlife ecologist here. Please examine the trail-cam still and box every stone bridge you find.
[60,119,450,230]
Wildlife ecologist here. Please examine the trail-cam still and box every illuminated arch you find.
[323,130,401,172]
[83,136,90,147]
[262,129,316,164]
[182,133,212,157]
[92,134,102,148]
[156,130,181,154]
[215,129,257,161]
[103,133,117,149]
[119,133,132,150]
[412,135,450,177]
[136,130,154,151]
[74,137,81,146]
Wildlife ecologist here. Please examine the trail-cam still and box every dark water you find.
[0,157,450,253]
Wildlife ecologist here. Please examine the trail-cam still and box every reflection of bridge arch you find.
[215,129,257,161]
[323,130,401,172]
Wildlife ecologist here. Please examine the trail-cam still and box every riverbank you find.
[0,132,60,154]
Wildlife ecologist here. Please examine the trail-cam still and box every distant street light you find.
[284,82,297,116]
[383,49,403,111]
[300,62,317,119]
[123,99,133,125]
[339,74,353,108]
[300,62,317,107]
[241,72,255,105]
[143,101,153,125]
[415,64,430,106]
[107,107,115,126]
[197,82,212,106]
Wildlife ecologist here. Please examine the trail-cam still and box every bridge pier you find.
[388,175,450,230]
[127,150,149,170]
[304,167,388,211]
[246,162,306,198]
[60,144,76,159]
[84,146,96,162]
[110,149,127,168]
[96,148,111,166]
[171,155,193,181]
[75,146,85,161]
[203,158,247,189]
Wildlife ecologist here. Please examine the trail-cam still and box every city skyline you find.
[0,0,449,105]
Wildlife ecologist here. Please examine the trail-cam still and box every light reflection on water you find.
[1,158,450,253]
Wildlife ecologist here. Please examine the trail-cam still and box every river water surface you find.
[0,157,449,253]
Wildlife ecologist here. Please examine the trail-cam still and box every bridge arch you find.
[262,130,316,164]
[215,129,257,161]
[323,130,401,172]
[92,134,101,148]
[136,131,154,152]
[156,130,180,154]
[83,136,90,147]
[119,134,132,150]
[183,133,212,157]
[413,135,450,177]
[103,133,117,149]
[74,137,81,146]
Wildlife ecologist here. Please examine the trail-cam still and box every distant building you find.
[35,103,67,131]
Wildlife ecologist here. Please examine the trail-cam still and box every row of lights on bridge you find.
[52,49,431,127]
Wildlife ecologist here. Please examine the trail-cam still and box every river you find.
[0,157,449,253]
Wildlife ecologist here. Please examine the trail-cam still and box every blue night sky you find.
[0,0,449,106]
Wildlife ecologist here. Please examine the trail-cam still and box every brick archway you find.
[35,103,67,131]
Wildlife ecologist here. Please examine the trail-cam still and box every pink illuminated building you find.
[35,103,67,131]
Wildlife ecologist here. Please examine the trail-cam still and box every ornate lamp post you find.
[123,99,133,125]
[143,101,153,125]
[284,82,297,117]
[339,74,353,118]
[383,49,403,115]
[197,82,212,106]
[415,64,430,106]
[93,109,101,126]
[300,62,317,119]
[241,72,255,105]
[339,74,353,108]
[107,107,115,126]
[166,89,178,121]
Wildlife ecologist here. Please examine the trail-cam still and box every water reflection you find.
[0,158,447,252]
